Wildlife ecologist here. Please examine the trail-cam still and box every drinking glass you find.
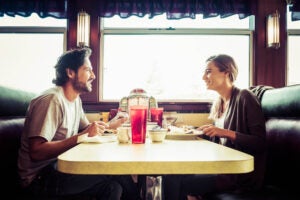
[150,107,164,127]
[164,112,178,129]
[130,105,148,144]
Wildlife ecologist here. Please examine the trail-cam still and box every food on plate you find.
[168,125,203,135]
[104,129,117,134]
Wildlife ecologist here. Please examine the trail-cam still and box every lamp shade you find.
[267,10,280,49]
[77,11,90,47]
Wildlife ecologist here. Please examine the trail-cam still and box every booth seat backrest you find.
[0,86,36,195]
[0,118,25,193]
[260,84,300,190]
[0,85,36,117]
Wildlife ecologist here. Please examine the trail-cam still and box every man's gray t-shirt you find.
[18,86,89,187]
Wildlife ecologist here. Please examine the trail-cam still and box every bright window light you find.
[101,14,252,102]
[0,14,66,93]
[287,6,300,86]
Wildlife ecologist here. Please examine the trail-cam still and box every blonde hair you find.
[207,54,238,120]
[209,97,223,120]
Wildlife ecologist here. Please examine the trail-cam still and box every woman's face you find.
[202,61,228,91]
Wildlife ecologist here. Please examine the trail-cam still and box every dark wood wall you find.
[67,0,289,112]
[254,0,287,87]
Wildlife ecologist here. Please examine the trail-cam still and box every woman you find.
[180,54,267,200]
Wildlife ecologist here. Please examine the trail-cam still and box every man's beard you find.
[72,75,92,93]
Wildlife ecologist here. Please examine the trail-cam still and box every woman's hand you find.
[107,111,129,129]
[199,124,236,140]
[108,116,128,129]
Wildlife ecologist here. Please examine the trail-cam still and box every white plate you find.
[166,130,203,140]
[82,135,117,143]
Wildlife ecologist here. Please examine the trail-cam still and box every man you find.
[18,48,128,199]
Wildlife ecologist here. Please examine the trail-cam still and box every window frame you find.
[286,5,300,86]
[286,29,300,86]
[0,25,67,93]
[0,26,66,34]
[99,18,254,104]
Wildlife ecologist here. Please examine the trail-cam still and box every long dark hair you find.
[52,47,92,86]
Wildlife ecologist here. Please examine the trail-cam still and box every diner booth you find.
[1,0,300,199]
[1,0,300,112]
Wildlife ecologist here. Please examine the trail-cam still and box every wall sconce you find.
[77,11,90,48]
[266,10,280,49]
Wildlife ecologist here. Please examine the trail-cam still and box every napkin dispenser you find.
[119,88,157,119]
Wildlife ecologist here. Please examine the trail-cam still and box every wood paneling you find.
[254,0,287,87]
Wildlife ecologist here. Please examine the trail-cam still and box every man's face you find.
[72,58,95,93]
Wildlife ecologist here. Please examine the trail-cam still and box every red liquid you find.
[150,107,164,127]
[130,106,148,144]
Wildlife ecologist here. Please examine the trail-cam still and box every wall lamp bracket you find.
[266,10,280,49]
[77,10,90,48]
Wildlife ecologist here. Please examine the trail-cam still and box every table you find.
[57,138,253,175]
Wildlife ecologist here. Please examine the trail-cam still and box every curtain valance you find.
[94,0,253,20]
[0,0,300,21]
[0,0,253,19]
[0,0,67,18]
[290,0,300,21]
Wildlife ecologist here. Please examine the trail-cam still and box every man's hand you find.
[77,121,109,144]
[86,121,109,137]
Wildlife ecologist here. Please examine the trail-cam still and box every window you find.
[100,14,254,102]
[287,6,300,86]
[0,13,66,93]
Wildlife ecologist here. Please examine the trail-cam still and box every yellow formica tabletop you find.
[57,138,253,175]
